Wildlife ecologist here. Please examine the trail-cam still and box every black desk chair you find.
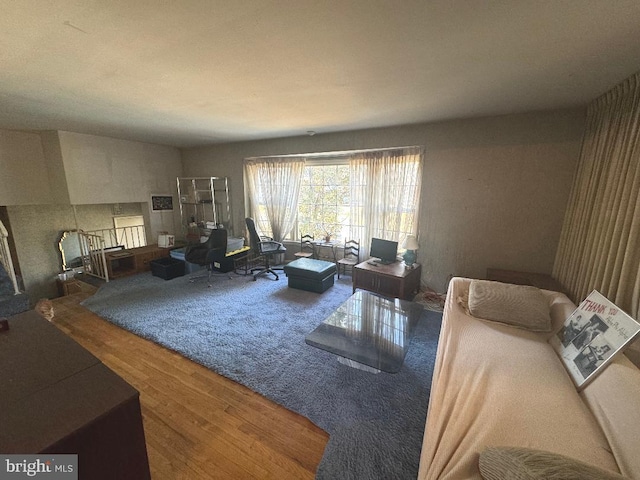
[184,228,231,287]
[245,217,287,281]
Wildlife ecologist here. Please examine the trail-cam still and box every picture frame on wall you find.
[151,195,173,212]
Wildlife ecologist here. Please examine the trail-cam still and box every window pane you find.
[291,155,420,244]
[297,163,352,241]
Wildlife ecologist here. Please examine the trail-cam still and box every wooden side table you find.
[312,240,338,263]
[353,261,421,300]
[105,244,171,279]
[56,278,84,296]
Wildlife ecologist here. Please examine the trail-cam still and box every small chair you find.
[245,217,287,281]
[294,234,315,259]
[184,228,231,287]
[337,239,360,279]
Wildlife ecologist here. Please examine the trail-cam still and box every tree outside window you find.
[297,163,350,241]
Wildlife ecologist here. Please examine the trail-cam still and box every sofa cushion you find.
[479,447,627,480]
[468,279,551,332]
[580,353,640,479]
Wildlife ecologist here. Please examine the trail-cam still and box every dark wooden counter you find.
[0,310,150,480]
[353,260,422,300]
[486,268,565,293]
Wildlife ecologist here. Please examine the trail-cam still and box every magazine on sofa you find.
[549,290,640,389]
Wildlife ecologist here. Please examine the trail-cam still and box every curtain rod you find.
[244,145,424,161]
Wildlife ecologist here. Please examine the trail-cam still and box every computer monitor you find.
[369,237,398,265]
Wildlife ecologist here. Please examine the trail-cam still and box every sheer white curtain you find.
[244,157,305,241]
[349,147,423,258]
[553,72,640,320]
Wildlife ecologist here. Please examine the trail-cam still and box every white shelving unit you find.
[177,177,232,241]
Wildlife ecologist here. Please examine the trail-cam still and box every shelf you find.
[177,177,232,237]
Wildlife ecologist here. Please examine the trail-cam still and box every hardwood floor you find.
[50,292,329,479]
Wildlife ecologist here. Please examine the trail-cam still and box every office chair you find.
[245,217,287,281]
[184,228,231,287]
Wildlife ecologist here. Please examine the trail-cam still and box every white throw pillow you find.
[468,280,552,332]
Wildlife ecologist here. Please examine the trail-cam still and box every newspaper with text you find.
[549,290,640,389]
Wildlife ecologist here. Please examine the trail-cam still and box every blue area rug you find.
[0,263,29,317]
[81,271,442,479]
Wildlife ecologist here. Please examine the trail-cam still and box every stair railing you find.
[83,224,146,250]
[78,230,110,282]
[0,220,21,295]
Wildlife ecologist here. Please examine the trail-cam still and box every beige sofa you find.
[417,277,640,479]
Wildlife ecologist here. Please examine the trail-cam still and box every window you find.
[113,215,146,249]
[297,162,350,241]
[245,147,423,255]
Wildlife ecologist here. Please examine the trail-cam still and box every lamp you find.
[402,235,419,267]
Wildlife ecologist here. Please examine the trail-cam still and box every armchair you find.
[184,228,231,287]
[245,218,287,281]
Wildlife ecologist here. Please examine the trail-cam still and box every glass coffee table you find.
[305,290,424,373]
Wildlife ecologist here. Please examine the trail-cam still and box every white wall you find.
[0,129,57,205]
[58,131,180,202]
[182,109,585,292]
[40,130,71,204]
[6,204,76,301]
[57,131,183,240]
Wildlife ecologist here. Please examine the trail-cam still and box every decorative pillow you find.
[479,447,628,480]
[468,280,551,332]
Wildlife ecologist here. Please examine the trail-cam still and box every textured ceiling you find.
[1,0,640,147]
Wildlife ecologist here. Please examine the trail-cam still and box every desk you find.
[105,244,171,279]
[353,261,421,300]
[0,311,151,480]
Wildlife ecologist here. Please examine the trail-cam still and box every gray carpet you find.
[81,271,442,479]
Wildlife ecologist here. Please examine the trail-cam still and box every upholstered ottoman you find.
[283,258,337,293]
